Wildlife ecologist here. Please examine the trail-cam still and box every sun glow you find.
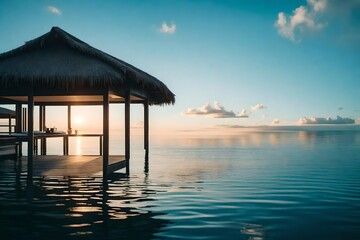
[74,116,84,125]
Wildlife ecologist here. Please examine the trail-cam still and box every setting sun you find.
[73,116,83,125]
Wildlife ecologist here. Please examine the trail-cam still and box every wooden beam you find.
[144,99,149,173]
[67,105,72,131]
[42,106,46,155]
[42,106,46,130]
[103,89,109,187]
[125,91,130,176]
[67,105,71,155]
[39,106,43,131]
[144,99,149,153]
[15,103,22,133]
[8,115,11,134]
[27,91,34,184]
[22,107,27,132]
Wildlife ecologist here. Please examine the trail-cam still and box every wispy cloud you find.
[239,109,248,118]
[47,5,62,15]
[275,0,326,42]
[218,124,360,131]
[299,115,355,124]
[251,103,266,111]
[160,21,176,34]
[132,121,144,129]
[271,119,280,125]
[183,101,248,118]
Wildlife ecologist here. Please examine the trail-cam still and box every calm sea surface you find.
[1,130,360,239]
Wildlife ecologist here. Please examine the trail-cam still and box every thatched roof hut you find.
[0,27,174,183]
[0,26,175,105]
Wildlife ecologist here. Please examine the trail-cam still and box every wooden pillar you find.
[42,106,47,155]
[22,108,27,132]
[8,115,11,134]
[27,92,34,184]
[38,106,43,155]
[67,105,71,155]
[39,106,43,131]
[67,105,71,131]
[144,99,149,158]
[103,89,109,187]
[42,106,46,130]
[15,103,22,156]
[15,103,22,133]
[125,91,130,176]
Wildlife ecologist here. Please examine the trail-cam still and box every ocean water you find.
[0,130,360,239]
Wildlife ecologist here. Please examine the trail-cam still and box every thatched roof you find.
[0,107,15,118]
[0,27,175,105]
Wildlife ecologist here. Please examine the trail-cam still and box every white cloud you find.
[299,115,355,124]
[275,0,326,42]
[132,121,144,129]
[251,103,266,111]
[183,101,248,118]
[47,6,62,15]
[271,119,280,125]
[308,0,327,12]
[238,109,249,118]
[160,21,176,34]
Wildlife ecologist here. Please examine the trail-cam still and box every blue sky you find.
[0,0,359,133]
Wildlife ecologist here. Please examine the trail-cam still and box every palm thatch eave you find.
[0,27,175,105]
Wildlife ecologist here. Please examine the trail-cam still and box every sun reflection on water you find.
[76,137,82,155]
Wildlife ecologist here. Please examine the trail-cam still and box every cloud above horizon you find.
[47,6,62,15]
[275,0,326,42]
[160,21,176,34]
[271,119,280,125]
[251,103,266,111]
[299,115,355,124]
[183,101,248,118]
[275,0,360,42]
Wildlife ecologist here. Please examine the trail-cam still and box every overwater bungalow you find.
[0,27,175,186]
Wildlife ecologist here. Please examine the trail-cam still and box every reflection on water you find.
[0,173,170,240]
[1,130,360,239]
[75,137,82,155]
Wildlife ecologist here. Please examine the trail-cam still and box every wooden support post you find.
[103,89,109,188]
[67,105,71,155]
[22,108,27,132]
[8,115,11,134]
[15,103,22,156]
[99,136,103,156]
[42,106,46,130]
[27,92,34,185]
[144,99,149,173]
[39,106,43,131]
[67,105,71,131]
[144,99,149,156]
[41,106,47,155]
[15,103,22,133]
[38,106,43,155]
[125,91,130,176]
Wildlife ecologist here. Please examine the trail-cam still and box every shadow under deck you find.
[19,155,125,177]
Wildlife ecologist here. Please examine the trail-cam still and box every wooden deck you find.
[19,155,125,177]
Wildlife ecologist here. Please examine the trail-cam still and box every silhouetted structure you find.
[0,107,16,133]
[0,27,175,186]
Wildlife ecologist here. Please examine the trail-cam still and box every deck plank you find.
[19,155,125,176]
